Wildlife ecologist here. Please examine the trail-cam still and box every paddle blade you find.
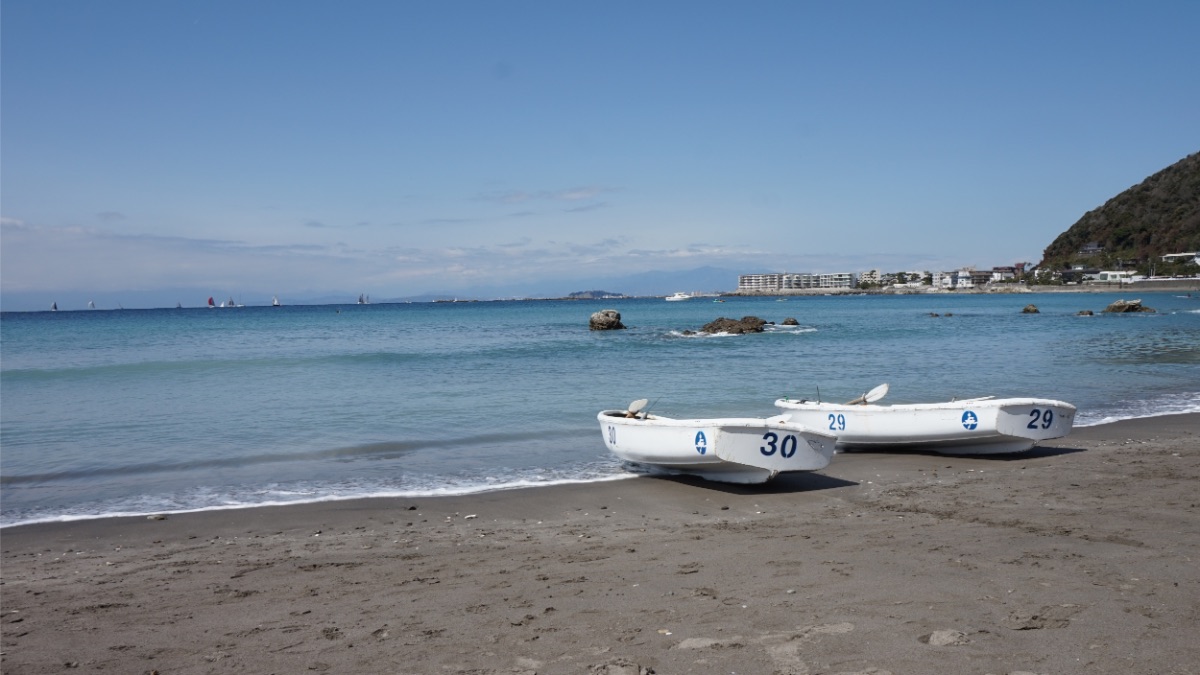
[845,383,889,405]
[864,383,889,403]
[627,398,649,414]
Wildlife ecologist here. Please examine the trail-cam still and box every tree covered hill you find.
[1040,152,1200,272]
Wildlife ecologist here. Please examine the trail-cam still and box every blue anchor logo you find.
[695,430,708,455]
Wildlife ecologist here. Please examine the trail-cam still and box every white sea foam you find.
[1,473,636,529]
[1076,391,1200,426]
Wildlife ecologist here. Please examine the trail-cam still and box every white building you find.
[737,272,858,292]
[1161,252,1200,265]
[1089,270,1140,282]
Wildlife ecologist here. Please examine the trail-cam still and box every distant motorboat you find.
[665,292,692,302]
[773,384,1076,455]
[598,401,836,484]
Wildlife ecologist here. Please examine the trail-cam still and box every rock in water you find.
[589,309,626,330]
[1021,304,1040,314]
[700,316,767,334]
[1103,298,1156,313]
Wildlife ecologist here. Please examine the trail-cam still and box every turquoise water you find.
[3,292,1199,526]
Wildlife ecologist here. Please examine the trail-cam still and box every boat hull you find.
[773,398,1076,454]
[598,411,837,484]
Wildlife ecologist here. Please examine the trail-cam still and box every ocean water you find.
[3,292,1199,527]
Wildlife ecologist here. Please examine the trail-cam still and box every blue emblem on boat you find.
[961,410,979,430]
[695,430,708,455]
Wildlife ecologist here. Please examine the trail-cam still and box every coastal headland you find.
[2,414,1197,674]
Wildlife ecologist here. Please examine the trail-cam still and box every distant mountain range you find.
[1040,152,1200,271]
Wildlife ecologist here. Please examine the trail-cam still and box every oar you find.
[845,383,889,405]
[625,398,649,418]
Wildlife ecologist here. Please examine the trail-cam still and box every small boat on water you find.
[665,292,692,302]
[598,401,837,484]
[272,296,281,307]
[773,384,1076,455]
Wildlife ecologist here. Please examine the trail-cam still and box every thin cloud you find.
[565,202,607,213]
[474,185,614,205]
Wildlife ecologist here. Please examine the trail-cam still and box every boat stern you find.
[712,420,837,472]
[995,400,1077,442]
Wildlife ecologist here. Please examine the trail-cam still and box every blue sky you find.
[3,1,1197,308]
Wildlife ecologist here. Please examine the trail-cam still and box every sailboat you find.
[88,301,96,309]
[272,296,281,307]
[51,302,58,311]
[208,296,216,308]
[357,294,369,305]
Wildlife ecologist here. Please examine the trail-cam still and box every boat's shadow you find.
[846,445,1088,461]
[654,471,858,495]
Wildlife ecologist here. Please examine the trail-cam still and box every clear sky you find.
[3,0,1198,307]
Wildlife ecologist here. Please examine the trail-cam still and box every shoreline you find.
[5,406,1198,531]
[3,413,1197,673]
[728,279,1200,297]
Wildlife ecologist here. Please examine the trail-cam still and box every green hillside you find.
[1040,152,1200,273]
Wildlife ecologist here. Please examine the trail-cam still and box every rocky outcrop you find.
[1103,298,1156,313]
[781,317,799,326]
[589,309,626,330]
[1077,309,1095,316]
[698,316,768,334]
[1021,304,1040,314]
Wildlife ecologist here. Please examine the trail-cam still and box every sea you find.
[3,292,1199,528]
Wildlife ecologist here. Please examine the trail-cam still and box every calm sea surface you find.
[3,292,1199,527]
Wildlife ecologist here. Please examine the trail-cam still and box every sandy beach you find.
[2,414,1197,675]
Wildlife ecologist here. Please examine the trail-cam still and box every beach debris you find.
[1003,604,1081,630]
[146,514,167,520]
[587,658,652,675]
[1021,304,1040,314]
[920,629,970,646]
[1103,298,1156,313]
[464,514,477,520]
[589,309,626,331]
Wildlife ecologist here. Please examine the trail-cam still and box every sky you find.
[3,0,1198,308]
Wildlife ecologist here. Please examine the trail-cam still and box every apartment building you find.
[737,272,857,291]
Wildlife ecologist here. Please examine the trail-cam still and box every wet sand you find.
[2,414,1197,674]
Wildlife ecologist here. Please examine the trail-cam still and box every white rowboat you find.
[598,407,837,484]
[773,385,1076,455]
